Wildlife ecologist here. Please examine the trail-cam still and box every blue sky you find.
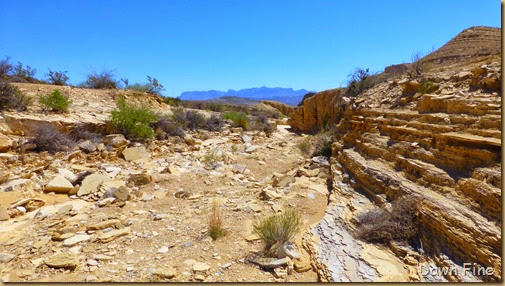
[0,0,500,97]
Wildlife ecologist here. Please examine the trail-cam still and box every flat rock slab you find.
[62,234,91,246]
[122,146,150,161]
[45,175,74,193]
[44,252,79,269]
[97,227,131,243]
[77,174,110,196]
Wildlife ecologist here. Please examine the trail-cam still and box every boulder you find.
[45,175,74,193]
[122,146,150,161]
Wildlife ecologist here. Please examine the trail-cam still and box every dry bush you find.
[0,56,13,78]
[208,198,226,240]
[0,81,32,111]
[31,124,76,153]
[356,196,419,244]
[254,209,302,250]
[83,69,118,89]
[70,124,103,143]
[312,132,334,158]
[297,138,312,155]
[205,114,225,131]
[248,115,276,135]
[153,116,185,139]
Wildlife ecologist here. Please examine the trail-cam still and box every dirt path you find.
[0,124,330,282]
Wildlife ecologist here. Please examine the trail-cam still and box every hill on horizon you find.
[179,86,311,106]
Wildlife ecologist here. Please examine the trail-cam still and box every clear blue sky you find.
[0,0,500,97]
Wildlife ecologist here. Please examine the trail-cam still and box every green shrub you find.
[417,81,438,94]
[46,70,69,85]
[0,82,32,111]
[355,196,419,244]
[38,89,71,112]
[346,68,388,97]
[127,76,165,96]
[205,102,224,112]
[224,112,248,130]
[253,209,302,250]
[110,97,158,140]
[12,62,37,82]
[84,69,118,89]
[202,150,221,168]
[164,97,181,106]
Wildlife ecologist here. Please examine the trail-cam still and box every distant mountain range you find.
[179,86,311,106]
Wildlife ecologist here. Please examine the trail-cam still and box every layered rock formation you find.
[291,26,502,282]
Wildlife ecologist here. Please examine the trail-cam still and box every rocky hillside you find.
[290,26,501,282]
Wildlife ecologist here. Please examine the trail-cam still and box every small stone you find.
[194,274,206,281]
[97,227,131,243]
[276,242,300,259]
[128,172,152,186]
[85,275,98,282]
[63,234,91,247]
[245,234,260,242]
[157,246,169,253]
[273,267,288,278]
[154,267,177,279]
[0,252,15,263]
[87,259,99,266]
[104,134,128,148]
[123,146,150,161]
[241,135,252,143]
[245,146,257,153]
[78,140,97,153]
[45,174,74,193]
[193,262,210,272]
[0,206,10,221]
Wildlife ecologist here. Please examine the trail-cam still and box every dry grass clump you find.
[253,209,302,250]
[296,137,312,155]
[31,124,76,153]
[0,82,32,111]
[355,196,419,244]
[208,198,226,240]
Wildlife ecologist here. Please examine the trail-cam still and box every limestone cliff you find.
[293,26,502,282]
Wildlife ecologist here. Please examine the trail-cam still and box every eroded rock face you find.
[294,34,501,281]
[288,88,345,133]
[259,100,295,116]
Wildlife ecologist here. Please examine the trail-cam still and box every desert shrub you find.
[153,116,185,139]
[346,68,389,97]
[12,62,37,82]
[83,69,118,89]
[322,112,330,131]
[208,198,226,240]
[110,97,158,140]
[312,133,334,158]
[356,196,419,244]
[407,52,425,78]
[297,138,312,155]
[249,115,276,135]
[46,70,69,86]
[38,89,71,112]
[127,76,165,96]
[70,124,103,142]
[184,110,206,130]
[206,102,224,112]
[0,56,13,78]
[164,97,181,106]
[254,209,302,250]
[417,81,438,94]
[31,124,76,153]
[0,82,32,111]
[205,114,225,131]
[202,150,222,168]
[224,111,248,130]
